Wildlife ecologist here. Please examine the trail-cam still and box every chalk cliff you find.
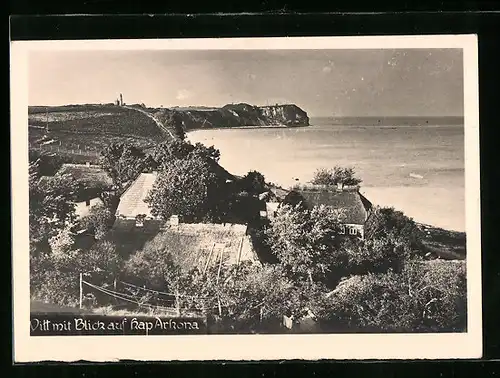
[152,103,310,133]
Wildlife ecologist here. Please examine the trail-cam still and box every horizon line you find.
[27,102,464,119]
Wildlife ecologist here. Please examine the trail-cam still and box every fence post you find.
[175,289,181,317]
[79,273,83,309]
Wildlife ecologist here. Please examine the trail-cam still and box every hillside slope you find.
[28,104,170,161]
[29,104,166,141]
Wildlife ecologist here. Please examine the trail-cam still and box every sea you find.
[187,117,465,232]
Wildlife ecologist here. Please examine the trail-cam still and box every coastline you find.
[185,124,309,132]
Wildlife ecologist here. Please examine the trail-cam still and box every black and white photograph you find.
[11,35,481,361]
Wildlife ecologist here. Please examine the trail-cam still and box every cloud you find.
[176,89,191,100]
[322,66,332,73]
[249,73,257,80]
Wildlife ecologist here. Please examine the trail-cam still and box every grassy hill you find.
[28,104,170,162]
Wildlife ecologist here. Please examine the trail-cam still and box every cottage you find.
[55,163,114,220]
[157,223,261,271]
[271,184,373,239]
[56,162,113,189]
[113,172,164,232]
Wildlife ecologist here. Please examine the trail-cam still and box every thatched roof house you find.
[138,223,260,273]
[56,163,113,190]
[276,184,373,239]
[284,185,372,225]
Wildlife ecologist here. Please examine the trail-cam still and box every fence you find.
[30,143,100,158]
[79,274,211,316]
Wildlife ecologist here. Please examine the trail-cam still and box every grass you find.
[29,104,165,140]
[28,104,168,163]
[30,128,157,151]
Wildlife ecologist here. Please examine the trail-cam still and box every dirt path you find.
[123,106,176,141]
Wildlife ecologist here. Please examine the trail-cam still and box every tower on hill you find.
[115,93,124,106]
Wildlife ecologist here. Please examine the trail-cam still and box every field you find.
[28,104,169,161]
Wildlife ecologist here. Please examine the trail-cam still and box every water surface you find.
[188,121,465,231]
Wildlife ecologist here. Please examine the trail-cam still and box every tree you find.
[99,142,145,187]
[79,240,123,279]
[191,142,221,162]
[311,166,362,188]
[266,204,345,285]
[364,206,424,253]
[29,170,78,252]
[145,155,225,222]
[241,170,266,195]
[80,203,115,240]
[124,241,329,333]
[147,140,221,172]
[338,234,407,276]
[150,140,192,169]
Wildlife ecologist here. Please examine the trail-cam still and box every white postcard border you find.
[11,34,481,362]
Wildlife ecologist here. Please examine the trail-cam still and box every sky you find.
[28,49,464,117]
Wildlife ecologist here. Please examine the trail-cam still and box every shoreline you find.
[186,124,310,132]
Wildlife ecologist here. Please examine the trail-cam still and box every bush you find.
[338,234,407,276]
[325,259,467,333]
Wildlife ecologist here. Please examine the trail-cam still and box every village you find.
[28,95,467,334]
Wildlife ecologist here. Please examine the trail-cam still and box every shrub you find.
[325,259,467,332]
[338,234,407,276]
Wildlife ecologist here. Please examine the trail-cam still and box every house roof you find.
[284,187,372,225]
[115,172,157,218]
[142,223,260,272]
[56,164,113,189]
